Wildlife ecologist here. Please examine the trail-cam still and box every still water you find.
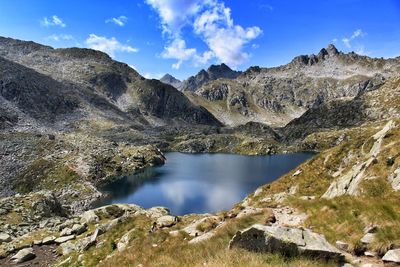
[95,152,314,215]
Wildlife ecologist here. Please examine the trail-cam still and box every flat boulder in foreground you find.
[229,224,342,260]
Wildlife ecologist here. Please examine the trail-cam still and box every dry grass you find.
[87,212,336,267]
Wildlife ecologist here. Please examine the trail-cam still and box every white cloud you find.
[161,38,197,69]
[85,34,138,58]
[45,34,74,42]
[341,29,366,49]
[351,29,366,39]
[144,72,164,79]
[145,0,262,69]
[145,0,203,35]
[105,15,128,26]
[41,15,66,28]
[342,38,351,48]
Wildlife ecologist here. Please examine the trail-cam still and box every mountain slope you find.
[189,45,400,127]
[0,37,221,129]
[160,74,182,89]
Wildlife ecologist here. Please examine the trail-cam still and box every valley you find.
[0,36,400,266]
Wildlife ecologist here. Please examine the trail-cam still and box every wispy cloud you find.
[85,34,138,58]
[145,0,262,69]
[144,72,164,79]
[105,15,128,26]
[341,29,366,48]
[41,15,66,28]
[259,4,274,12]
[45,34,74,42]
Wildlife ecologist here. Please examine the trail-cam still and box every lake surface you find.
[95,152,314,215]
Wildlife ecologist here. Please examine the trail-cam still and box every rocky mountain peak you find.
[160,74,182,89]
[326,44,339,56]
[180,63,241,92]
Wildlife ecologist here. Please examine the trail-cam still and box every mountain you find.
[187,44,400,127]
[160,73,182,89]
[179,63,241,92]
[0,37,221,130]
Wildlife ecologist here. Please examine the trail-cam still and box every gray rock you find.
[360,233,376,244]
[42,235,56,245]
[363,225,378,234]
[80,210,99,224]
[60,227,73,237]
[72,223,87,235]
[146,207,170,219]
[229,224,342,260]
[0,233,12,243]
[55,235,75,244]
[336,240,349,251]
[156,215,178,228]
[382,249,400,263]
[59,241,76,255]
[11,248,35,263]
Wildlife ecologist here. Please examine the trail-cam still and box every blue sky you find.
[0,0,399,80]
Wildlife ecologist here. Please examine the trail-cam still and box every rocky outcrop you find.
[382,249,400,263]
[180,63,241,92]
[323,120,396,199]
[160,74,182,89]
[229,224,342,260]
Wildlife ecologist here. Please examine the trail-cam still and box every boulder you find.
[60,227,73,237]
[117,229,135,252]
[80,210,99,224]
[0,233,12,244]
[11,248,35,263]
[42,235,56,245]
[72,223,87,235]
[55,235,75,244]
[382,249,400,263]
[156,215,177,228]
[59,241,77,255]
[229,224,342,260]
[360,233,376,245]
[146,207,170,219]
[335,240,349,251]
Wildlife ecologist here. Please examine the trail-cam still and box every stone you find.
[382,249,400,263]
[80,210,99,224]
[72,223,87,235]
[146,207,170,219]
[335,240,349,251]
[59,241,76,255]
[33,240,42,245]
[11,248,35,263]
[293,169,302,176]
[237,207,263,218]
[0,233,12,244]
[55,235,75,244]
[188,232,216,244]
[364,251,376,257]
[60,227,73,237]
[156,215,178,228]
[229,224,342,260]
[117,229,135,252]
[360,233,376,244]
[42,236,56,245]
[363,225,378,234]
[253,188,263,197]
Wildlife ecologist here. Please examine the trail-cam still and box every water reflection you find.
[95,152,314,215]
